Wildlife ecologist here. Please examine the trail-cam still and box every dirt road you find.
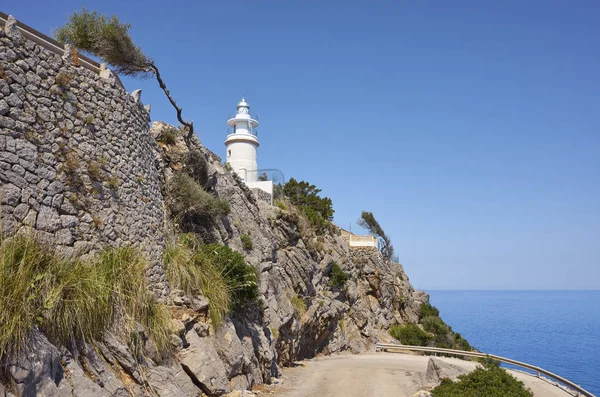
[271,353,573,397]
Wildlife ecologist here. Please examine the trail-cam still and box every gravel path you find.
[270,353,573,397]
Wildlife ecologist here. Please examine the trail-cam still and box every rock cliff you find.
[0,17,429,396]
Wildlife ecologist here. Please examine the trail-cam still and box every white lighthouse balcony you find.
[227,113,259,128]
[224,132,260,146]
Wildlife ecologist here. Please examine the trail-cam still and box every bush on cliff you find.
[389,324,433,346]
[329,262,349,288]
[418,303,472,351]
[164,236,259,325]
[0,235,171,358]
[431,359,533,397]
[167,173,230,226]
[283,178,334,234]
[419,302,440,319]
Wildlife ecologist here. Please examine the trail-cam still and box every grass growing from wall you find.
[0,235,171,359]
[164,236,259,326]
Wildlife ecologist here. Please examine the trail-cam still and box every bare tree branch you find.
[148,63,194,141]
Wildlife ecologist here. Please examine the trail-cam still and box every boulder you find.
[425,358,469,384]
[179,332,231,395]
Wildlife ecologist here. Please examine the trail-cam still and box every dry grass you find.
[163,235,259,326]
[0,234,172,359]
[55,72,73,88]
[163,236,231,326]
[167,173,230,222]
[288,291,307,319]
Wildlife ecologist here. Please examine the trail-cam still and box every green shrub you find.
[431,360,533,397]
[158,126,178,145]
[329,262,349,288]
[302,206,330,235]
[167,173,230,223]
[283,178,334,220]
[0,235,171,358]
[420,302,440,319]
[198,244,259,311]
[164,238,259,324]
[418,305,472,351]
[163,237,231,325]
[422,315,448,335]
[389,324,433,346]
[240,234,253,250]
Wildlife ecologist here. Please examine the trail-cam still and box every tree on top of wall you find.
[54,8,194,141]
[358,211,394,259]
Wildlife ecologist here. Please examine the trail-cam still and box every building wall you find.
[247,180,273,204]
[0,24,168,296]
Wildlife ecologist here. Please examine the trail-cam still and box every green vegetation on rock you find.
[240,234,253,250]
[167,173,230,226]
[431,359,533,397]
[164,236,259,325]
[0,235,171,359]
[419,302,440,319]
[389,303,473,351]
[329,261,349,288]
[283,178,334,234]
[389,324,433,346]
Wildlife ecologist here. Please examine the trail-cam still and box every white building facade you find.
[224,98,273,200]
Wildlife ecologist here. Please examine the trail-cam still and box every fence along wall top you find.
[0,11,124,89]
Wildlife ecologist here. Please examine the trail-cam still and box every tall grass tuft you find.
[167,173,230,222]
[0,234,171,359]
[164,236,232,325]
[164,236,259,326]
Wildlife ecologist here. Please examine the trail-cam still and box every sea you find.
[428,290,600,395]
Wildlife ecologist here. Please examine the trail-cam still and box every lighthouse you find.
[224,97,273,201]
[224,97,260,182]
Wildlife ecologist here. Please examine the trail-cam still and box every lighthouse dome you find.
[237,97,249,108]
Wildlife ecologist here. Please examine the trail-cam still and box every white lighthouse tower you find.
[225,97,273,200]
[225,97,260,182]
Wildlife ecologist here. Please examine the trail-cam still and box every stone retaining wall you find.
[0,17,168,296]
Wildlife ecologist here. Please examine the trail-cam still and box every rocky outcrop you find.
[425,358,469,384]
[0,17,430,396]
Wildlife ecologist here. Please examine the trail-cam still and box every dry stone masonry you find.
[0,17,168,296]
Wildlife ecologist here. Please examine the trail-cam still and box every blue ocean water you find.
[428,290,600,395]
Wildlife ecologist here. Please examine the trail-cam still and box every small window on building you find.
[228,150,231,157]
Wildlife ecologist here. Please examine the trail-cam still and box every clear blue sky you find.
[8,1,599,290]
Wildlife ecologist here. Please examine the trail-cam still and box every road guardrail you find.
[376,343,595,397]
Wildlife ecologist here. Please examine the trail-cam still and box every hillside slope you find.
[0,19,430,396]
